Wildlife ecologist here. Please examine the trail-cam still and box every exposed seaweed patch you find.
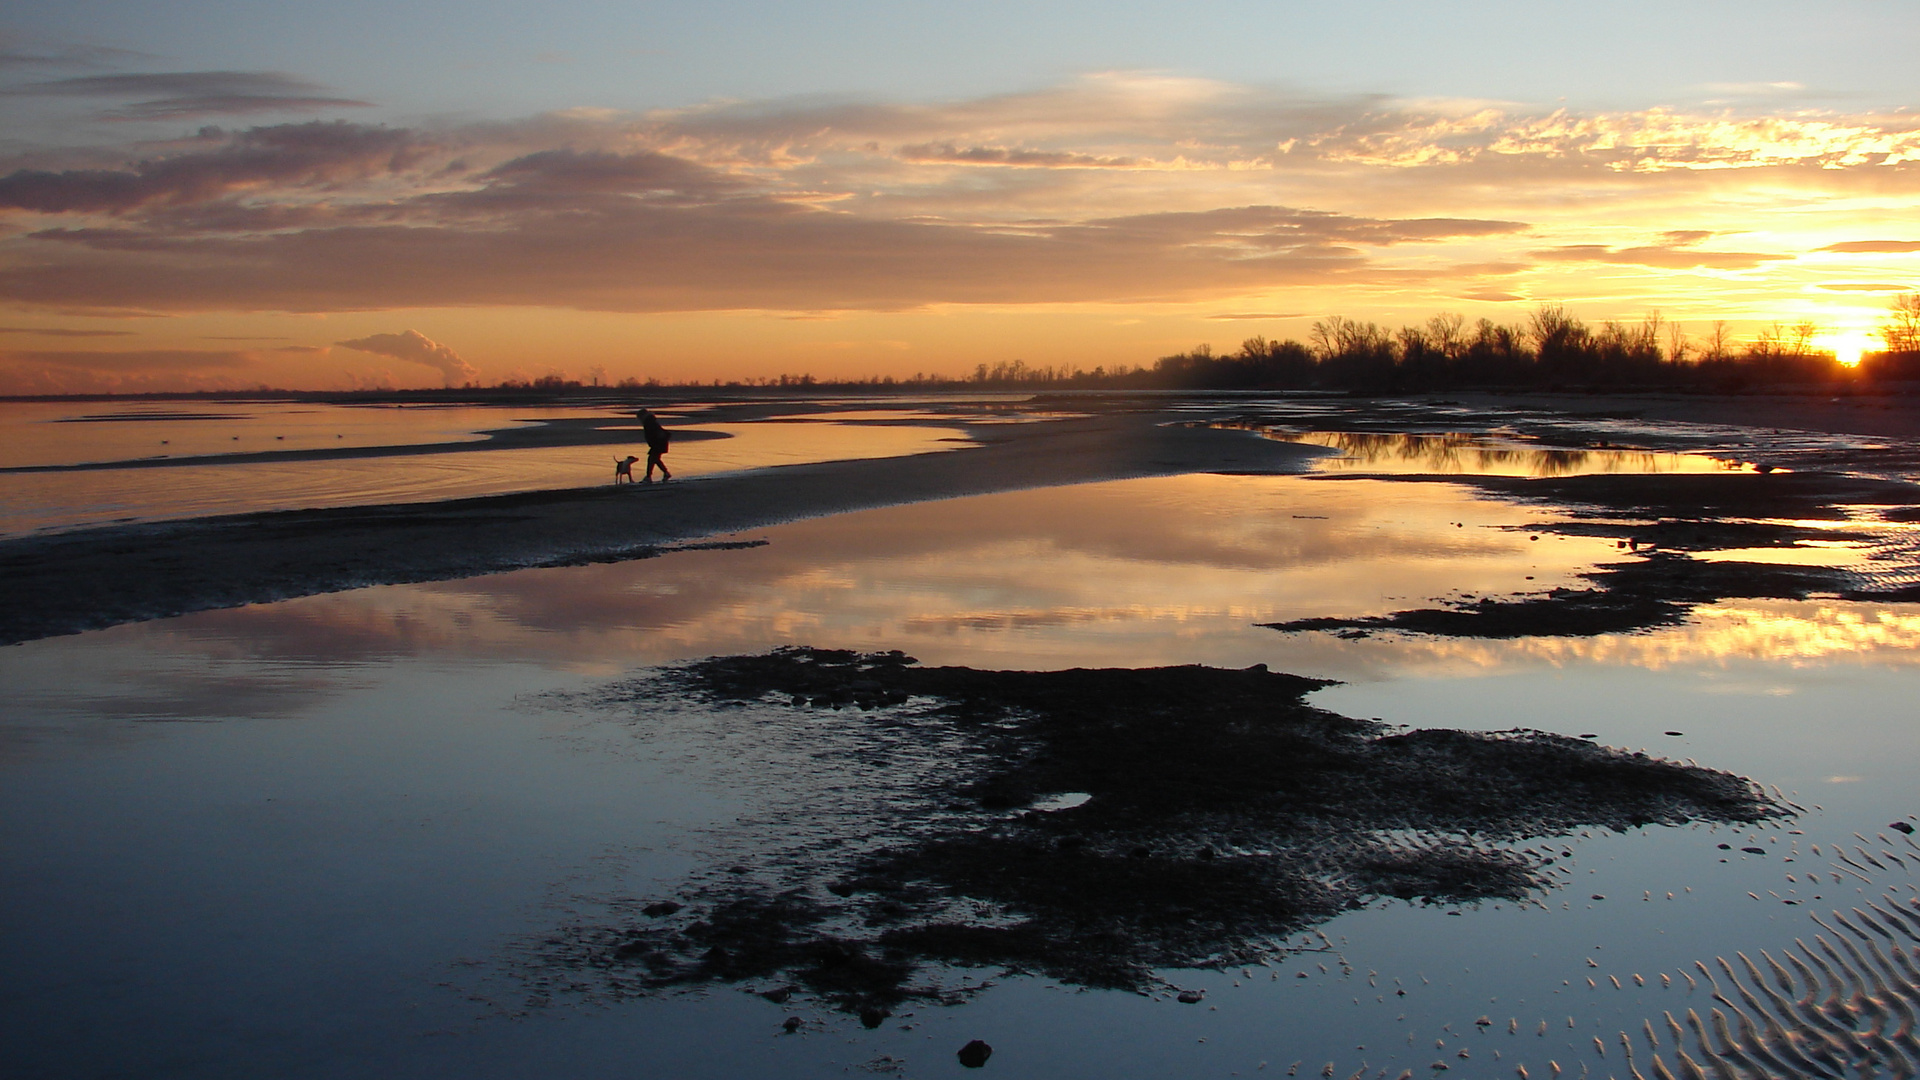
[526,648,1785,1011]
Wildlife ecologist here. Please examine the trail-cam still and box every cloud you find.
[0,80,1917,331]
[896,144,1143,169]
[1530,242,1790,271]
[8,71,372,119]
[336,331,475,386]
[0,121,422,213]
[1816,283,1912,292]
[0,197,1525,314]
[477,148,740,198]
[1819,240,1920,254]
[0,326,133,336]
[0,35,150,69]
[0,348,255,371]
[1207,312,1308,320]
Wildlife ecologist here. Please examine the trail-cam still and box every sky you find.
[1,1,1918,392]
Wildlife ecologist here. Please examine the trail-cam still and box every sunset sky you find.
[2,1,1918,392]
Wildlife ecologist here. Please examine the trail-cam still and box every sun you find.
[1820,330,1875,367]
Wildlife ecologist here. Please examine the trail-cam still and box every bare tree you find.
[1666,320,1689,363]
[1790,321,1819,358]
[1702,321,1731,362]
[1425,312,1465,359]
[1883,293,1920,354]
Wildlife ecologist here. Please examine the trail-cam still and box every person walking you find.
[637,408,672,481]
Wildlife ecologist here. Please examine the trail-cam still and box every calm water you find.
[0,400,977,536]
[4,403,1920,1079]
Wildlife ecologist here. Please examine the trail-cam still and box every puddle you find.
[1258,428,1751,477]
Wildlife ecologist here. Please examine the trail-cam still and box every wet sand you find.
[0,412,1319,646]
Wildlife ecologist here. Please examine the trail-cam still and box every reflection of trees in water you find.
[1298,431,1639,477]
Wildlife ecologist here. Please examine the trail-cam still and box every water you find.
[5,400,1920,1078]
[0,400,975,536]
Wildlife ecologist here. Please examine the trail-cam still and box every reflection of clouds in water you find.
[130,477,1920,684]
[1307,601,1920,677]
[147,475,1613,669]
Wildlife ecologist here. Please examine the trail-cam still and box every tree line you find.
[1132,302,1908,394]
[632,295,1920,394]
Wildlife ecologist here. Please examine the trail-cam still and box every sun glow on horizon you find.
[1821,329,1876,367]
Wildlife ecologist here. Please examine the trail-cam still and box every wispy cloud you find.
[0,347,256,370]
[0,326,134,336]
[1819,240,1920,254]
[7,70,373,119]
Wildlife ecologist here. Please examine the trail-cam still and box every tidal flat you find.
[5,392,1920,1079]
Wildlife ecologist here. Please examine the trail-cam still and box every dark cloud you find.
[0,122,423,213]
[0,326,133,336]
[7,71,371,120]
[1819,240,1920,254]
[1208,312,1307,320]
[478,148,740,198]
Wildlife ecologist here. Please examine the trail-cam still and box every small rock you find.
[958,1039,993,1068]
[1893,822,1915,835]
[1178,990,1205,1004]
[782,1016,802,1033]
[1742,847,1766,855]
[642,901,683,918]
[860,1007,891,1029]
[1590,895,1605,901]
[760,987,792,1004]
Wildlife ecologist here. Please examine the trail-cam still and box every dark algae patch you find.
[539,648,1785,1012]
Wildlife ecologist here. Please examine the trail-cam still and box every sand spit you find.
[0,414,738,475]
[530,648,1782,1013]
[0,413,1317,646]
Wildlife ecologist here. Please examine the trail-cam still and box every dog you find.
[614,455,640,484]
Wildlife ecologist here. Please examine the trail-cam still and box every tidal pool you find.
[4,450,1920,1078]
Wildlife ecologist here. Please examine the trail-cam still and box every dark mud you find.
[534,649,1783,1013]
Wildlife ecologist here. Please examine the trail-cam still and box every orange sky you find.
[2,74,1917,391]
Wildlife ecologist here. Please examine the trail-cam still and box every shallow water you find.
[0,401,972,536]
[6,412,1920,1079]
[1284,430,1752,477]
